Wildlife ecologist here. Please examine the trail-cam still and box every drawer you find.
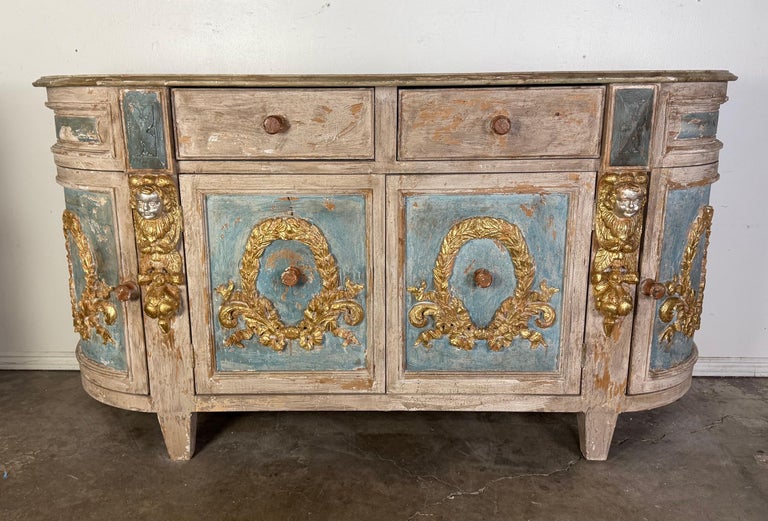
[398,87,604,160]
[173,88,374,160]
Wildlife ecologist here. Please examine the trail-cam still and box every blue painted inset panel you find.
[650,185,711,371]
[405,193,569,373]
[55,116,100,144]
[679,112,719,139]
[207,194,368,372]
[123,91,167,170]
[63,188,127,371]
[610,88,655,167]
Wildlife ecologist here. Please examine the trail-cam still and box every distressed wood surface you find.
[33,70,738,88]
[399,87,604,159]
[45,87,126,171]
[628,163,718,395]
[173,88,374,160]
[386,172,594,396]
[38,72,735,461]
[56,167,148,395]
[180,174,386,395]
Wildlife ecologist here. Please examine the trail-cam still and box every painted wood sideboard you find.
[34,71,735,460]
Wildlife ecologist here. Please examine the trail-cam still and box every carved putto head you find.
[129,175,177,221]
[603,172,647,218]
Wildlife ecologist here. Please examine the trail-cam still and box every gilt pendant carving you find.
[62,210,117,345]
[592,171,648,335]
[129,175,184,334]
[658,205,714,344]
[217,217,365,352]
[407,216,558,351]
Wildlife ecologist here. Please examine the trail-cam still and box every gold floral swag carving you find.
[658,205,714,345]
[62,210,117,345]
[407,216,558,351]
[592,171,648,335]
[129,175,184,334]
[216,217,365,352]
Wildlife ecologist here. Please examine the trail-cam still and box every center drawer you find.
[398,86,605,160]
[173,88,374,160]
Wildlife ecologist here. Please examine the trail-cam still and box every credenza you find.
[34,71,735,460]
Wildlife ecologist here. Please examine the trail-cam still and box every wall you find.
[0,0,765,374]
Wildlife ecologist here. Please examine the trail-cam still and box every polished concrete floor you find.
[0,371,766,520]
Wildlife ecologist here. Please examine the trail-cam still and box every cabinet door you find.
[628,164,717,393]
[387,173,594,394]
[181,174,384,394]
[57,168,148,394]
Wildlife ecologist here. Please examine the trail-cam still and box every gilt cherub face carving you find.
[135,190,164,220]
[613,185,644,218]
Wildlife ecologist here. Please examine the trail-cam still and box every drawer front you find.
[173,89,374,160]
[182,175,384,394]
[387,173,595,394]
[398,87,604,160]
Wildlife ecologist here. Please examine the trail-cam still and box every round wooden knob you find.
[474,269,493,288]
[114,281,140,301]
[263,115,287,135]
[491,115,512,135]
[280,266,302,287]
[640,278,666,300]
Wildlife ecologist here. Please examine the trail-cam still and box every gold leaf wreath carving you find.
[62,210,117,345]
[407,216,558,351]
[591,171,648,335]
[217,217,365,352]
[658,205,714,345]
[129,175,184,334]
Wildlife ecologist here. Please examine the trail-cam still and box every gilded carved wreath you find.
[217,216,365,352]
[62,210,117,345]
[407,216,558,351]
[658,205,714,345]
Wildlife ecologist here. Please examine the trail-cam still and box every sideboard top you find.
[33,70,737,88]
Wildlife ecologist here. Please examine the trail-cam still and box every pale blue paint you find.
[404,193,569,373]
[679,112,719,139]
[610,88,654,167]
[123,91,167,170]
[206,194,368,372]
[54,116,100,143]
[650,184,711,371]
[63,188,127,371]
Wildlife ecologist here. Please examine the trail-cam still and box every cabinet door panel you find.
[629,164,717,393]
[57,168,148,394]
[182,174,384,394]
[387,173,594,394]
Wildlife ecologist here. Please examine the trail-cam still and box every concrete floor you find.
[0,372,766,521]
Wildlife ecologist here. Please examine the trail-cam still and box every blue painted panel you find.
[123,91,167,170]
[405,193,569,373]
[679,112,719,139]
[55,116,100,144]
[650,184,711,371]
[610,88,655,167]
[206,194,368,372]
[63,188,127,371]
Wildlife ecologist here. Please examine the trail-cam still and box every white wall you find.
[1,0,765,373]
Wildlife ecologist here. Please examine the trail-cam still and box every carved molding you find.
[592,171,648,335]
[62,210,117,344]
[217,217,365,351]
[129,175,184,334]
[659,205,714,344]
[407,216,558,351]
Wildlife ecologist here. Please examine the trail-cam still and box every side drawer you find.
[398,86,604,160]
[173,88,374,160]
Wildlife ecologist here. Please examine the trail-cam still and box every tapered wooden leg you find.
[577,410,619,461]
[157,412,198,461]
